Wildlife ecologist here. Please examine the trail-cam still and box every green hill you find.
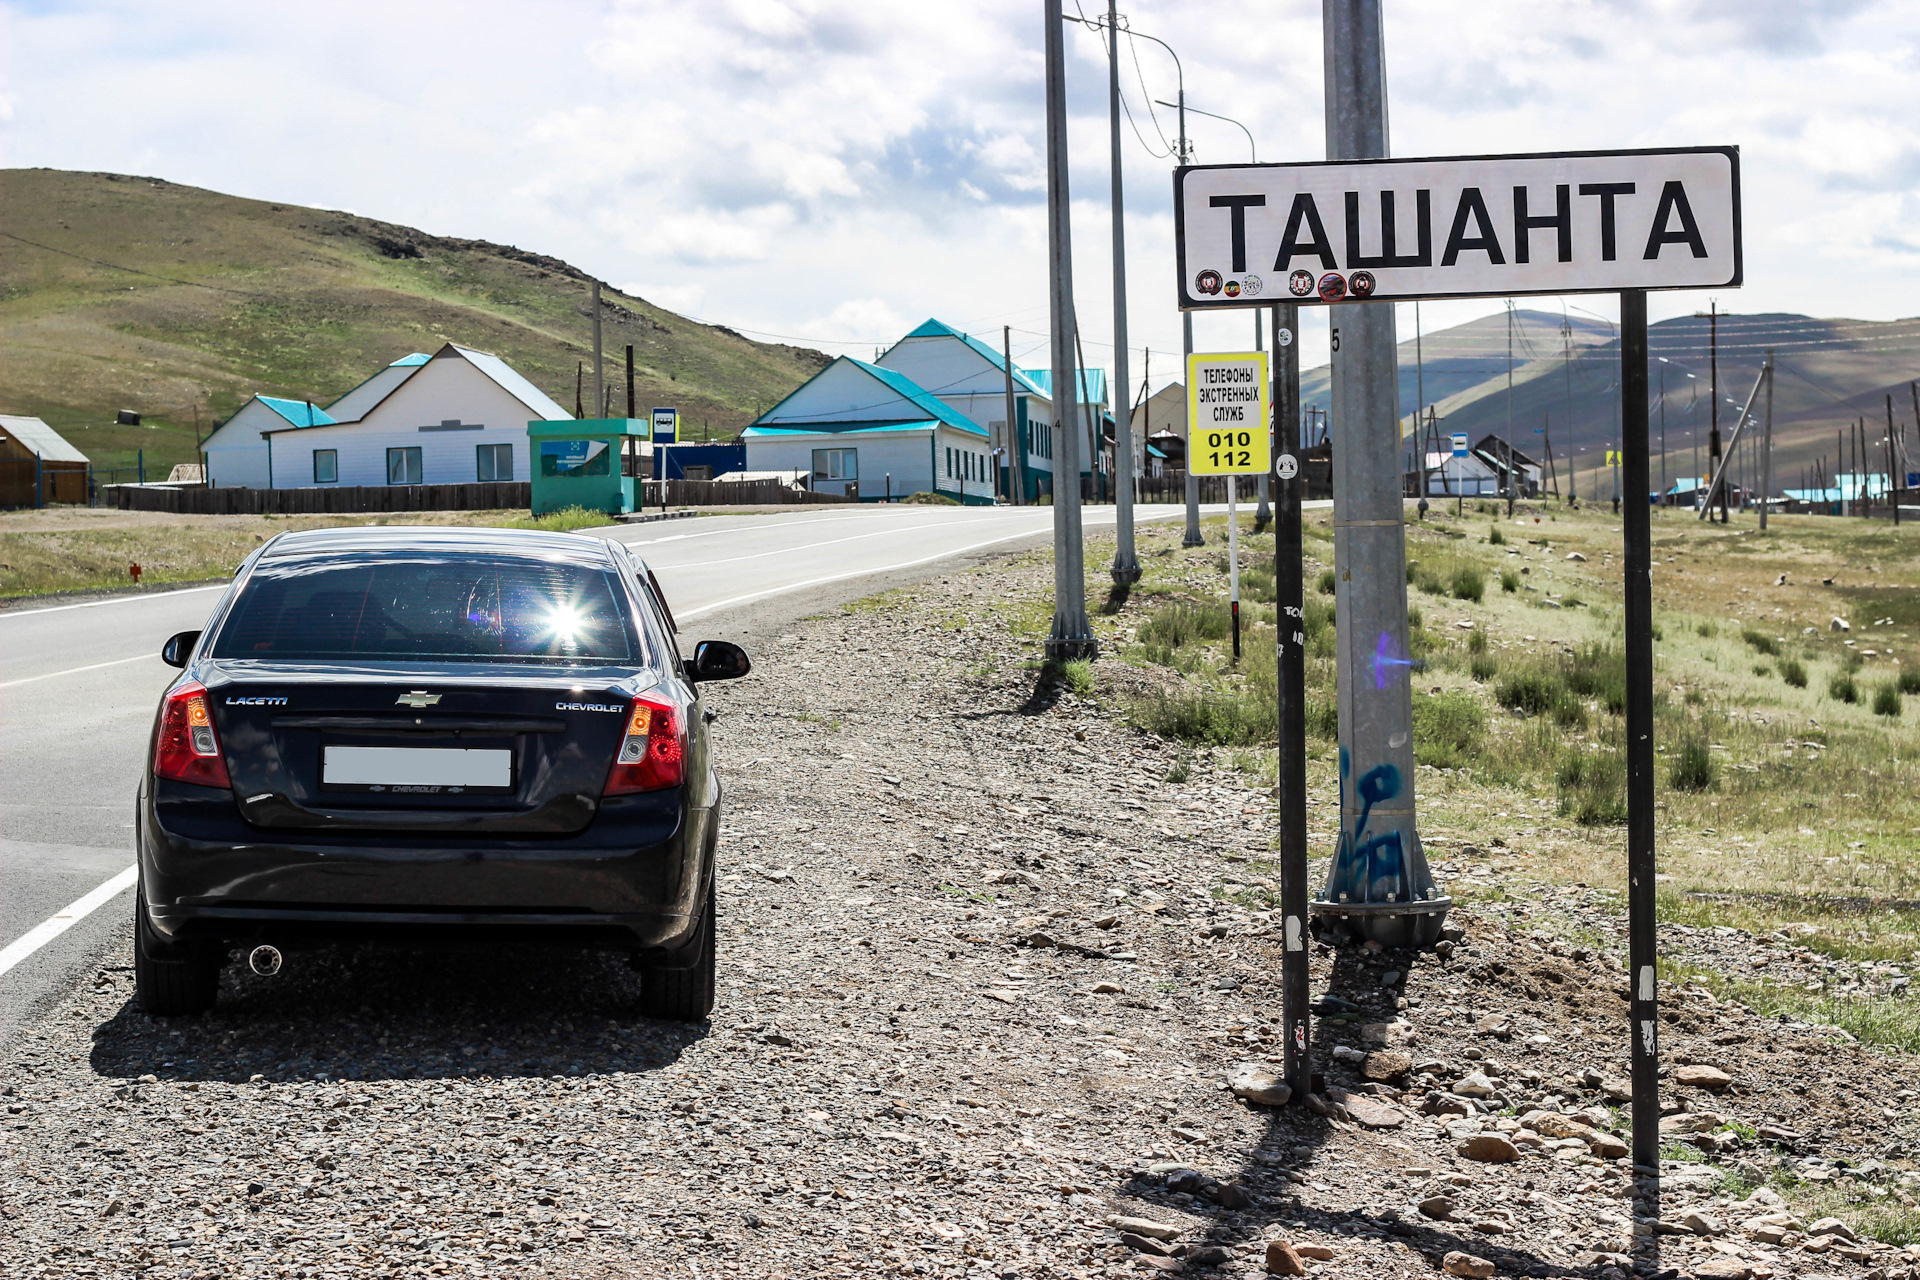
[0,169,831,473]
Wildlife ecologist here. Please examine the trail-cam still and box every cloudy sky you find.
[4,0,1918,388]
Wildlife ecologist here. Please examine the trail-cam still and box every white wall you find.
[745,429,937,498]
[761,360,937,429]
[264,352,553,488]
[933,425,996,501]
[203,399,279,488]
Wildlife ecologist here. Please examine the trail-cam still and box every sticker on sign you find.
[1175,146,1740,309]
[1186,352,1271,476]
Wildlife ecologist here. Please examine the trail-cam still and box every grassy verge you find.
[1040,501,1920,1003]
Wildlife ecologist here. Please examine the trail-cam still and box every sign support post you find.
[1620,289,1660,1178]
[1272,302,1310,1102]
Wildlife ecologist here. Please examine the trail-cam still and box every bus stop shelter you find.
[527,418,651,515]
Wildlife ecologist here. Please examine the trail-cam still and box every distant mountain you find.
[1297,308,1920,498]
[0,169,831,471]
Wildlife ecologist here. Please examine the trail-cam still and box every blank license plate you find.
[323,746,512,789]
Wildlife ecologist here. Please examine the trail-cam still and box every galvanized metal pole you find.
[1003,326,1024,505]
[1887,393,1900,527]
[1044,0,1095,661]
[1314,0,1445,947]
[1760,354,1775,531]
[1273,299,1310,1101]
[1105,0,1140,582]
[1620,288,1660,1179]
[591,281,604,420]
[1178,86,1202,549]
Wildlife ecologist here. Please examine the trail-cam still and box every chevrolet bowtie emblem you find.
[395,691,442,708]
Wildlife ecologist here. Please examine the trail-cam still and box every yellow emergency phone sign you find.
[1186,351,1271,476]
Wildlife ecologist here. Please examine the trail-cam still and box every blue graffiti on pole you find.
[1325,758,1407,904]
[1371,630,1417,689]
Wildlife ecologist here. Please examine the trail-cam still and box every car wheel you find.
[133,888,220,1017]
[639,880,715,1022]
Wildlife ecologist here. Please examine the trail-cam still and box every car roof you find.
[257,525,618,566]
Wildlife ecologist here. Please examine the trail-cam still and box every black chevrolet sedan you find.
[135,526,747,1021]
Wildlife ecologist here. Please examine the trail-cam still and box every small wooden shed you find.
[0,416,90,507]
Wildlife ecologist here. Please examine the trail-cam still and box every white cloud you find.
[1,0,1918,389]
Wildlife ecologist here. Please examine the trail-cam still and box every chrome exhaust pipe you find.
[248,945,283,977]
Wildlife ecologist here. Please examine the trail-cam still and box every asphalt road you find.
[0,500,1217,1036]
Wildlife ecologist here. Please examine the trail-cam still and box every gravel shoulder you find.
[2,540,1917,1280]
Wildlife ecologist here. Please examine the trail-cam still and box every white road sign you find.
[1175,146,1740,310]
[1451,433,1469,458]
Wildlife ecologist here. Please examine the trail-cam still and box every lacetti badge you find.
[395,691,442,708]
[226,696,288,706]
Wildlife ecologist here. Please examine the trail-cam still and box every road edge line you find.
[0,864,138,979]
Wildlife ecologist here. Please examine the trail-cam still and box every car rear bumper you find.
[138,779,715,958]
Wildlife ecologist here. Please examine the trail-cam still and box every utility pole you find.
[1759,351,1774,531]
[1657,360,1667,501]
[1505,300,1516,516]
[1043,0,1094,661]
[591,280,604,421]
[1695,301,1726,523]
[1002,326,1023,505]
[1315,0,1443,948]
[1563,312,1576,502]
[1414,300,1429,508]
[625,345,636,420]
[1103,0,1140,581]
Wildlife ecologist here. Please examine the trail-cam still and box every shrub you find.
[1489,526,1506,546]
[1563,642,1627,715]
[1782,659,1808,688]
[1551,690,1589,730]
[1413,691,1486,769]
[1696,621,1716,638]
[1873,683,1902,718]
[1496,666,1560,716]
[1317,568,1337,595]
[1467,628,1488,653]
[1141,602,1230,651]
[1669,737,1715,792]
[1407,605,1424,629]
[1470,652,1499,682]
[1899,668,1920,695]
[1306,697,1339,740]
[1557,749,1628,825]
[1741,627,1781,657]
[1451,566,1486,602]
[1752,664,1771,678]
[900,490,961,505]
[1057,659,1094,696]
[1500,568,1520,593]
[1829,672,1860,704]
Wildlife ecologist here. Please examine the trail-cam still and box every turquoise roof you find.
[1020,366,1108,407]
[742,420,943,438]
[752,356,987,437]
[898,319,1047,396]
[257,395,336,428]
[391,352,431,367]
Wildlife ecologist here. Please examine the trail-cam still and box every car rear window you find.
[213,553,644,664]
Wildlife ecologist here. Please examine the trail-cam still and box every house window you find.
[812,448,856,481]
[312,449,337,484]
[386,446,423,485]
[476,442,512,481]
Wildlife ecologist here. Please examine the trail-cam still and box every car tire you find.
[133,888,220,1017]
[639,880,715,1022]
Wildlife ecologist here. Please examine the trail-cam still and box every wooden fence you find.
[104,478,853,515]
[106,482,533,515]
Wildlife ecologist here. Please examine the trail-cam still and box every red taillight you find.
[153,680,232,789]
[603,694,686,795]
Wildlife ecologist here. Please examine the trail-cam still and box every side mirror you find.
[161,630,202,669]
[687,639,751,683]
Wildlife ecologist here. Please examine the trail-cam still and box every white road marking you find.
[0,583,227,620]
[0,652,162,690]
[0,864,137,979]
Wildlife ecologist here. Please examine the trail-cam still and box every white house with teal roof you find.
[871,319,1110,503]
[201,344,569,489]
[741,355,997,503]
